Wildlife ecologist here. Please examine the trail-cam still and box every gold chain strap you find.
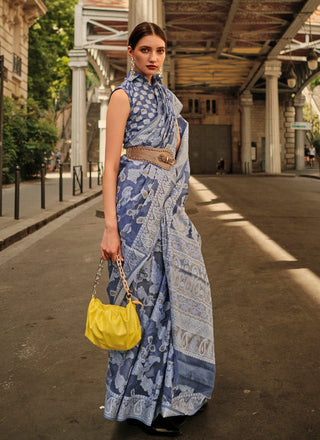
[92,256,132,301]
[116,255,132,300]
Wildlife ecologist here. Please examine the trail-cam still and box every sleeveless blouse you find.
[114,71,182,154]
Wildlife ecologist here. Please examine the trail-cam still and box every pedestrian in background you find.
[304,144,310,167]
[100,22,215,437]
[309,144,316,168]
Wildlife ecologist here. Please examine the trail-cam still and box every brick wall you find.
[176,89,293,173]
[177,91,241,172]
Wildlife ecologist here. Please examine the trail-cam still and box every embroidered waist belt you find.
[126,146,176,170]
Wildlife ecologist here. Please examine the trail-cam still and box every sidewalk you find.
[0,174,319,439]
[282,166,320,179]
[0,172,102,251]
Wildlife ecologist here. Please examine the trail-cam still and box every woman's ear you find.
[128,46,133,58]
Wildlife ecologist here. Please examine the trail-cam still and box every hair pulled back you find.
[128,22,166,50]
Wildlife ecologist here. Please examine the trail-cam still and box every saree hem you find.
[104,392,208,425]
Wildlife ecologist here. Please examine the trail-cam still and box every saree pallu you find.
[104,114,216,426]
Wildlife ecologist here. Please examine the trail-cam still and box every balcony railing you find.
[12,53,22,76]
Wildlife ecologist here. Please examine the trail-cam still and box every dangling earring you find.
[130,57,135,77]
[158,66,163,77]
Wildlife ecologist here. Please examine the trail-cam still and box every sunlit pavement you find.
[0,174,319,439]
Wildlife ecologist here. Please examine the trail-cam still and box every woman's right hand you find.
[100,227,123,263]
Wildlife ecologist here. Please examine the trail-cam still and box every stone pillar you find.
[294,94,306,170]
[283,102,295,170]
[240,90,253,174]
[128,0,166,84]
[69,49,88,174]
[98,85,109,166]
[264,60,282,174]
[128,0,163,33]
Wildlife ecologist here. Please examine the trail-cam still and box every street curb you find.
[0,189,102,252]
[298,174,320,180]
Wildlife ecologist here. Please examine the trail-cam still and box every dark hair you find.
[128,22,166,50]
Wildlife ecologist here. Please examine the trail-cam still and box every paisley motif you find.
[104,71,215,426]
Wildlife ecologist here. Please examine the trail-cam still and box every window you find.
[12,53,22,76]
[13,18,22,76]
[194,99,199,113]
[206,99,216,114]
[188,99,193,113]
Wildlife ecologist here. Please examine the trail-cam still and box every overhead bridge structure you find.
[69,0,320,175]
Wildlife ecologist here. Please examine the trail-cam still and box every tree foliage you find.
[28,0,78,109]
[309,75,320,90]
[3,97,58,183]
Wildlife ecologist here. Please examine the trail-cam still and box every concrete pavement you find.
[0,174,319,440]
[0,172,102,251]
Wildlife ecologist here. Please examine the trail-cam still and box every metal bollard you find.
[98,162,101,185]
[59,163,63,202]
[72,166,75,196]
[14,165,20,220]
[89,161,92,189]
[41,163,45,209]
[80,168,83,193]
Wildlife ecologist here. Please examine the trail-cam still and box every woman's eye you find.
[141,48,149,53]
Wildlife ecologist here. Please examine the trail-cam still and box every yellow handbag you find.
[85,256,142,350]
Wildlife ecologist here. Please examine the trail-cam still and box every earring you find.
[130,58,135,77]
[158,66,163,76]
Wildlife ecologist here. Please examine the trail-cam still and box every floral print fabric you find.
[104,71,215,426]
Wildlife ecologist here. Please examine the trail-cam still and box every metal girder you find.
[268,0,320,58]
[73,0,320,94]
[214,0,240,59]
[74,3,128,84]
[240,0,320,92]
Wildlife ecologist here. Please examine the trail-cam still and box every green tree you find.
[28,0,78,109]
[309,75,320,90]
[3,97,58,183]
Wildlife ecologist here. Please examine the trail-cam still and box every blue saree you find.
[104,71,215,426]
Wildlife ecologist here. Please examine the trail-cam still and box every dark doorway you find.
[189,124,232,174]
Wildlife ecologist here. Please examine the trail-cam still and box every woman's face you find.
[128,34,166,82]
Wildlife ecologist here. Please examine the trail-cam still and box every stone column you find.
[128,0,163,33]
[264,60,282,174]
[283,102,295,170]
[98,85,109,166]
[240,90,253,174]
[294,94,306,171]
[69,49,88,174]
[128,0,166,84]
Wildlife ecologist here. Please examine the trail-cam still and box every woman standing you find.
[100,22,215,436]
[309,144,316,168]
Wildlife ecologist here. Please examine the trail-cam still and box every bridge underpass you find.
[69,0,320,175]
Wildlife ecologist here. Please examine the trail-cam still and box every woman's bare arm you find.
[176,120,181,154]
[100,89,130,262]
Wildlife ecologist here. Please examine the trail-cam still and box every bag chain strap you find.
[92,256,132,300]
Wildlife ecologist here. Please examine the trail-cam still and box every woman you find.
[304,144,310,167]
[309,144,316,168]
[100,22,215,436]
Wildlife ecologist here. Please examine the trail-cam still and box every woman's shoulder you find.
[112,76,132,95]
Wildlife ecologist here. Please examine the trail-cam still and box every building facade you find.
[0,0,47,100]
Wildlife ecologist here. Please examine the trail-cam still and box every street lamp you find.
[287,66,297,88]
[307,49,318,71]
